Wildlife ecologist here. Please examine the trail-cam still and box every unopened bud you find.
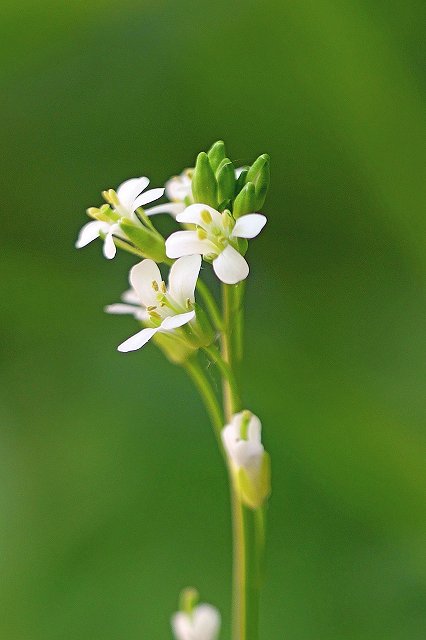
[191,152,218,208]
[207,140,227,172]
[233,181,256,218]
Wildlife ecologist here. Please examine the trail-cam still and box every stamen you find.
[160,281,167,294]
[222,211,234,230]
[102,189,119,206]
[197,227,207,240]
[201,209,212,225]
[148,310,161,319]
[147,305,157,311]
[152,280,159,291]
[186,298,193,309]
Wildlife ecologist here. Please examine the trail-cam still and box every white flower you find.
[105,255,201,352]
[144,169,194,218]
[75,176,164,259]
[165,204,267,284]
[222,411,270,509]
[172,604,221,640]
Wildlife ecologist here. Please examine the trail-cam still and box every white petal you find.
[117,327,158,352]
[193,604,221,639]
[168,255,201,305]
[171,612,192,640]
[103,228,117,259]
[132,187,165,210]
[121,288,140,304]
[247,414,262,443]
[104,303,139,315]
[130,260,162,308]
[166,172,193,202]
[75,220,107,248]
[160,310,195,331]
[235,166,247,178]
[166,231,215,259]
[176,203,222,229]
[116,177,149,210]
[231,213,267,239]
[144,202,186,218]
[212,245,249,284]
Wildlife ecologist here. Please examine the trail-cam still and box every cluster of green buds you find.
[192,141,270,217]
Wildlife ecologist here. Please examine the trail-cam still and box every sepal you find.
[207,140,227,172]
[216,158,236,205]
[192,152,218,207]
[119,218,166,262]
[236,452,271,510]
[233,181,256,218]
[246,153,270,209]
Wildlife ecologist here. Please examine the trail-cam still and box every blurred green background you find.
[1,1,425,638]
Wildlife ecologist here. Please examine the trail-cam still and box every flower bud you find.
[245,153,270,209]
[222,411,271,509]
[207,140,227,172]
[119,218,166,262]
[172,588,221,640]
[234,167,249,196]
[191,152,218,208]
[216,158,236,205]
[232,181,257,218]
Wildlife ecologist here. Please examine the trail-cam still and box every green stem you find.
[202,343,240,413]
[196,279,224,331]
[221,283,260,640]
[183,356,223,445]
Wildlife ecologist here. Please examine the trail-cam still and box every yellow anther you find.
[186,298,193,309]
[102,189,119,206]
[197,227,207,240]
[222,211,234,230]
[160,281,167,294]
[152,280,159,291]
[201,209,212,225]
[147,305,157,311]
[148,310,161,319]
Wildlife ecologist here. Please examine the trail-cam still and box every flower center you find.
[146,280,192,325]
[196,209,235,255]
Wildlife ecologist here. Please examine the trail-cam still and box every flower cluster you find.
[75,140,270,354]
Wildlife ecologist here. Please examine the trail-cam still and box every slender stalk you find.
[183,356,223,444]
[202,343,240,412]
[221,283,261,640]
[196,279,224,331]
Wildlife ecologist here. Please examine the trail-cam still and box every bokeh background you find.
[1,1,425,638]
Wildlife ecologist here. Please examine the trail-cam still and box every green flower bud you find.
[216,158,236,205]
[207,140,227,172]
[191,152,218,207]
[246,153,270,209]
[179,588,199,615]
[235,167,249,196]
[119,219,166,262]
[237,451,271,510]
[233,181,256,218]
